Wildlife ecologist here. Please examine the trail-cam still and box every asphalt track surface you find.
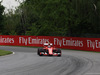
[0,46,100,75]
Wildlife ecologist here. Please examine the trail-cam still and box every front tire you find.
[37,48,44,56]
[57,49,61,57]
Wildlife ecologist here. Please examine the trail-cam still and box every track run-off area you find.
[0,46,100,75]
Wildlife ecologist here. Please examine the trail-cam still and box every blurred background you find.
[0,0,100,38]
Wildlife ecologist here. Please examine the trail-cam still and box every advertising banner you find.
[0,35,100,52]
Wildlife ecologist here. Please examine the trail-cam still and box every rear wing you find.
[44,43,53,46]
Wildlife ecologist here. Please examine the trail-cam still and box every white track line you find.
[86,73,100,75]
[12,52,15,55]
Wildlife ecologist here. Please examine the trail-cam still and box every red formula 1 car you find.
[37,43,61,56]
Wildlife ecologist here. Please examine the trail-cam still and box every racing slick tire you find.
[37,48,44,56]
[57,49,61,57]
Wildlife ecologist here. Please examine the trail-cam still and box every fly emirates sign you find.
[54,38,83,47]
[0,36,14,44]
[19,37,49,45]
[54,38,100,50]
[18,37,83,47]
[0,35,100,51]
[18,36,100,51]
[87,40,100,50]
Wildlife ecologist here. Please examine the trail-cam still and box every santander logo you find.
[48,48,53,54]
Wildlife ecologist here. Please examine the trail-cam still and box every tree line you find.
[0,0,100,37]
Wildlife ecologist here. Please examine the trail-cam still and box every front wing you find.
[40,52,61,56]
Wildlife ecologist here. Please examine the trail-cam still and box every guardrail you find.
[0,35,100,52]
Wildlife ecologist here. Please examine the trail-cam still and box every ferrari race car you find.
[37,43,61,56]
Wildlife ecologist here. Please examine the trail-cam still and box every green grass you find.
[0,50,12,56]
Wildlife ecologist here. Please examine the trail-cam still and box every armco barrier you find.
[0,35,100,52]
